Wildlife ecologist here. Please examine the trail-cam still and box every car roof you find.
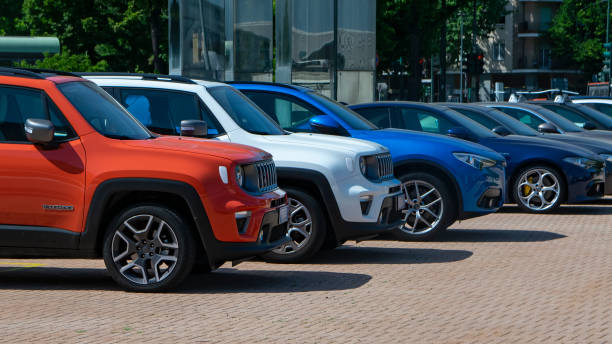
[228,81,311,93]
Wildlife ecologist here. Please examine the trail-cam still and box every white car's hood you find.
[261,132,386,156]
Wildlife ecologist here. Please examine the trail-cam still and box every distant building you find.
[476,0,583,100]
[0,37,60,66]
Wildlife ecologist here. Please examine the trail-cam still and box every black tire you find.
[102,204,196,292]
[512,165,564,214]
[392,172,457,241]
[260,187,327,263]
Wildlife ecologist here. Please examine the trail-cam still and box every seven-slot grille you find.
[376,153,394,181]
[255,159,278,193]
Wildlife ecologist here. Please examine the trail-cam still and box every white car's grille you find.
[376,153,394,181]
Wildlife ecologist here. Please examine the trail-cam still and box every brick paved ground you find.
[0,200,610,343]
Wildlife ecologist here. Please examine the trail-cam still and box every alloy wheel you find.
[517,168,560,211]
[399,180,444,235]
[111,214,179,285]
[272,197,313,254]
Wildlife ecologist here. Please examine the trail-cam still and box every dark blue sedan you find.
[350,102,606,213]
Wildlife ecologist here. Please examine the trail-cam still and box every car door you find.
[0,85,86,243]
[240,90,326,132]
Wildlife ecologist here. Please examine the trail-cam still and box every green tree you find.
[0,0,27,35]
[14,51,108,72]
[548,0,609,77]
[377,0,507,100]
[16,0,167,73]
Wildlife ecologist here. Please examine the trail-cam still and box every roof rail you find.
[22,68,81,78]
[226,81,304,91]
[0,67,46,79]
[78,72,197,85]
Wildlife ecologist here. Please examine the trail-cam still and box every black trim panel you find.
[0,225,79,249]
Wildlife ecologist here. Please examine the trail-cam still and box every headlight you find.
[600,154,612,163]
[235,165,244,187]
[563,157,601,169]
[359,156,367,175]
[453,153,497,170]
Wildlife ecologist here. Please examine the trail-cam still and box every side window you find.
[454,108,500,130]
[0,86,75,142]
[242,91,325,131]
[397,108,455,134]
[354,107,390,128]
[591,103,612,117]
[119,88,224,136]
[542,105,589,128]
[495,107,544,130]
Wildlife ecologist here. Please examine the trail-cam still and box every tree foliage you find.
[14,52,108,72]
[548,0,609,77]
[1,0,167,73]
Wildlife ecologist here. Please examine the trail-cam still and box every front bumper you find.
[332,191,405,242]
[564,163,606,203]
[458,163,506,218]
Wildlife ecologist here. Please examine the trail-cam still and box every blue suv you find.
[232,82,506,241]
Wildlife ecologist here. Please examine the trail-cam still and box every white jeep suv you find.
[86,74,404,263]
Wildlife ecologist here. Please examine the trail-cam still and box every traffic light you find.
[475,53,485,75]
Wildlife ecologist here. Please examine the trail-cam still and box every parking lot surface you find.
[0,200,611,344]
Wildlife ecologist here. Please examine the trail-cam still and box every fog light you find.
[360,195,373,215]
[235,211,251,234]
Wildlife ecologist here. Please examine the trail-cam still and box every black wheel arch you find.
[80,178,212,263]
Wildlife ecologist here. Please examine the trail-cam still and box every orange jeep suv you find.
[0,68,289,292]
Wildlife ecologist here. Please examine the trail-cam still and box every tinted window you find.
[242,91,325,132]
[0,86,76,142]
[58,82,152,140]
[589,103,612,117]
[119,89,224,136]
[453,108,501,130]
[494,107,545,130]
[541,104,591,128]
[354,107,391,128]
[208,86,284,135]
[397,108,456,134]
[307,92,378,130]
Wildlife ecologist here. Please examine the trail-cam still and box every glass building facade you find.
[169,0,375,103]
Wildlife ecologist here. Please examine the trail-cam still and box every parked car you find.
[231,82,506,241]
[444,103,612,195]
[85,74,405,261]
[350,102,606,213]
[528,101,612,131]
[482,102,612,142]
[0,67,290,292]
[571,97,612,118]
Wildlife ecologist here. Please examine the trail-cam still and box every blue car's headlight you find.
[453,153,497,170]
[563,157,602,169]
[600,154,612,163]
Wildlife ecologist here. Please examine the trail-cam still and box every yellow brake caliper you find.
[522,176,534,196]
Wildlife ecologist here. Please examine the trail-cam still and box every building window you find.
[493,42,505,61]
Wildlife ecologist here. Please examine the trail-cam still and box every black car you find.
[528,101,612,131]
[482,102,612,142]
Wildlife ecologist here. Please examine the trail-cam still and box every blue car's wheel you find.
[513,166,564,213]
[392,173,457,241]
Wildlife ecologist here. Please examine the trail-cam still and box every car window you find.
[57,81,152,140]
[494,107,545,130]
[241,91,325,132]
[0,86,76,143]
[207,86,285,135]
[589,103,612,117]
[398,108,456,134]
[353,107,391,128]
[540,105,590,128]
[119,88,224,136]
[453,108,500,130]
